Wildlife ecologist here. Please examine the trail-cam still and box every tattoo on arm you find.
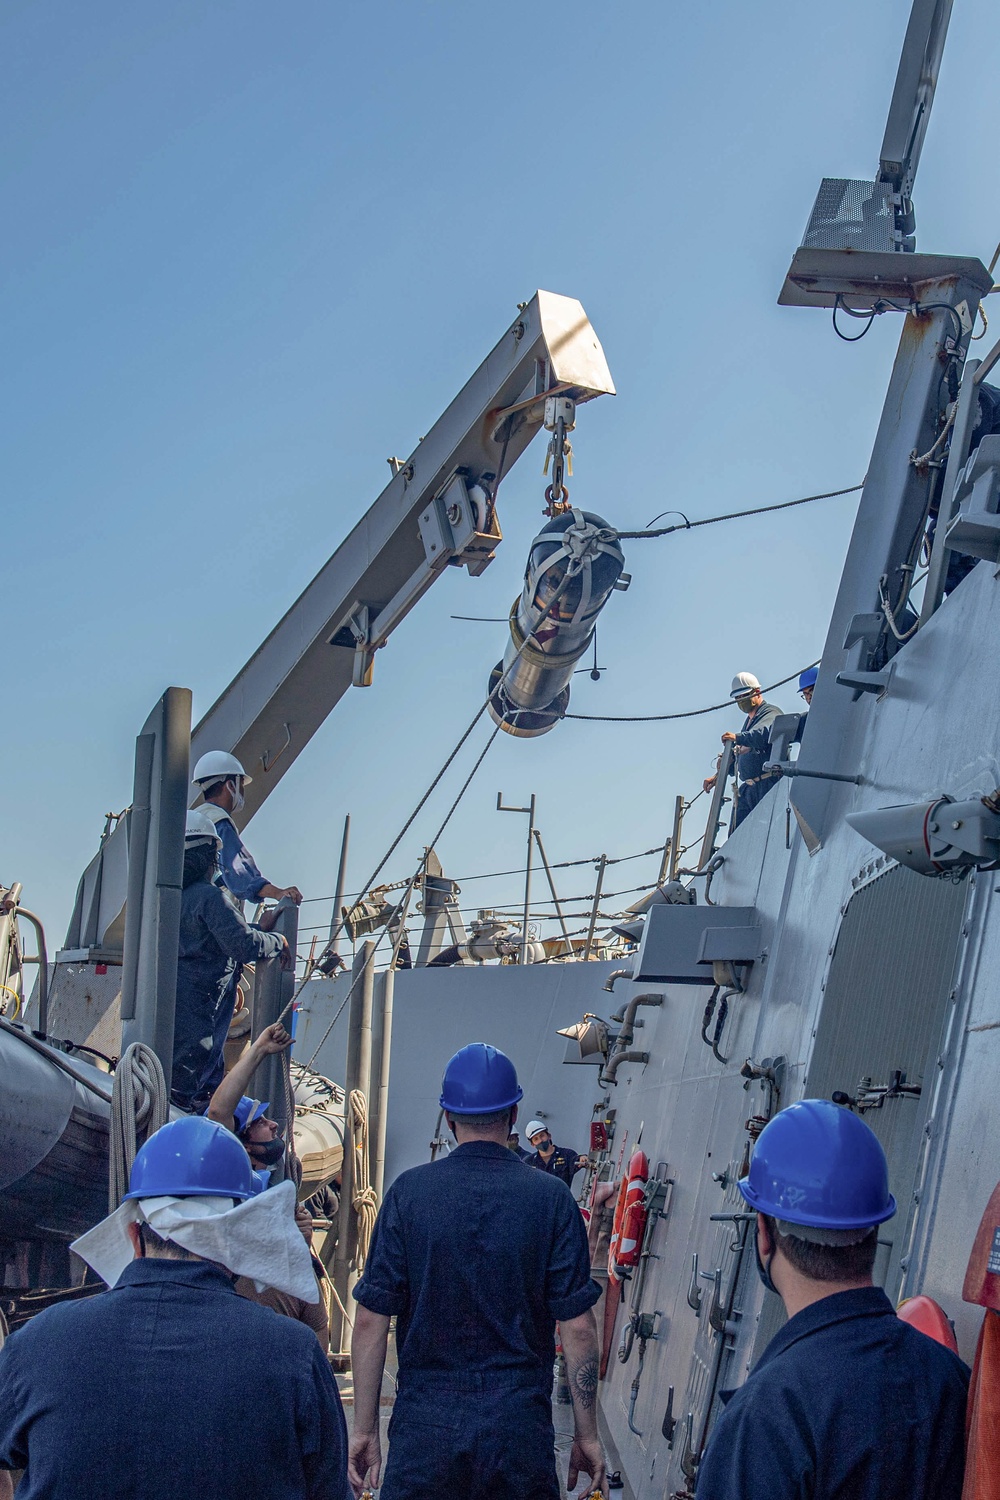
[572,1356,598,1411]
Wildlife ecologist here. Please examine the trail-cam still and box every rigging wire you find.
[564,664,818,723]
[301,723,503,1067]
[615,484,861,540]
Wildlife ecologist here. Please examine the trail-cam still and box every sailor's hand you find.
[568,1434,608,1497]
[277,935,295,972]
[576,1155,589,1170]
[348,1429,382,1498]
[294,1203,313,1245]
[721,731,737,744]
[280,885,304,905]
[253,1022,292,1056]
[703,773,718,793]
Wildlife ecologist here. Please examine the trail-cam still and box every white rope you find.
[346,1089,379,1273]
[108,1043,169,1211]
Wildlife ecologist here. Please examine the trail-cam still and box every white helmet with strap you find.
[730,672,761,699]
[185,809,222,846]
[525,1120,548,1141]
[191,750,252,788]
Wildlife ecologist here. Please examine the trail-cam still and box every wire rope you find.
[564,664,817,723]
[614,485,861,541]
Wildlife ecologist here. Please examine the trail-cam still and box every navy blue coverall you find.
[174,877,283,1107]
[0,1258,350,1500]
[354,1140,601,1499]
[210,809,271,907]
[695,1286,969,1500]
[526,1143,583,1190]
[730,698,783,829]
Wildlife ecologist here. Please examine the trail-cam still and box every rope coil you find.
[346,1089,379,1273]
[108,1043,168,1210]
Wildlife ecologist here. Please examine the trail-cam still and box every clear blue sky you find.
[3,0,998,960]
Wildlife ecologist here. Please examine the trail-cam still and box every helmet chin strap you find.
[754,1222,780,1295]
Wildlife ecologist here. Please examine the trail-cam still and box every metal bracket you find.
[833,1069,922,1113]
[835,667,893,698]
[347,607,375,688]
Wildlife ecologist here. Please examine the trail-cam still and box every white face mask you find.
[228,777,245,812]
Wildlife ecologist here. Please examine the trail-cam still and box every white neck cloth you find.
[70,1179,318,1303]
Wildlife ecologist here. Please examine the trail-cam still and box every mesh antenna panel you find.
[802,179,901,255]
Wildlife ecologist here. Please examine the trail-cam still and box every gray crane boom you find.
[64,290,615,957]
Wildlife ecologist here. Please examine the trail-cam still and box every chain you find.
[542,393,576,515]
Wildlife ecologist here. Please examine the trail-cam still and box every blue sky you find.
[3,0,999,961]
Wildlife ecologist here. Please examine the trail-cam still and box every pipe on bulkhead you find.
[609,993,663,1047]
[600,1049,650,1086]
[603,966,634,993]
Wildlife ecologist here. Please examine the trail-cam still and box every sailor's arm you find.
[348,1305,389,1497]
[561,1307,608,1497]
[206,1022,292,1130]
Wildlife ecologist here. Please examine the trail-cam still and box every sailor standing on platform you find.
[348,1044,607,1499]
[695,1099,969,1500]
[192,750,303,910]
[704,673,784,830]
[191,751,302,1094]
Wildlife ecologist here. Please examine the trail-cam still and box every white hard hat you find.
[525,1120,548,1141]
[191,751,252,788]
[185,809,222,846]
[730,672,762,699]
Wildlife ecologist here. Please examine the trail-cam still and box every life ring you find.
[612,1151,649,1277]
[607,1174,629,1286]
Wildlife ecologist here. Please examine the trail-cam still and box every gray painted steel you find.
[118,687,191,1077]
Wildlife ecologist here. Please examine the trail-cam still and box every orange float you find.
[896,1295,959,1353]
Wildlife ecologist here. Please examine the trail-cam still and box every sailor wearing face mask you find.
[191,751,303,910]
[703,673,784,830]
[173,811,292,1111]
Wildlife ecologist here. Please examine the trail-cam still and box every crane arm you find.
[64,290,614,956]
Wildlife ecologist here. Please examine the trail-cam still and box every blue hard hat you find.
[233,1096,270,1134]
[201,1096,269,1135]
[124,1117,254,1203]
[798,666,819,694]
[439,1043,523,1115]
[739,1098,896,1230]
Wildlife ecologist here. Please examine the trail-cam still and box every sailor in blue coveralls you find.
[190,751,302,1092]
[348,1044,608,1500]
[173,809,291,1109]
[695,1099,969,1500]
[0,1118,349,1500]
[704,673,784,830]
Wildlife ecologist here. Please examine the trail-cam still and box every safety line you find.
[564,664,817,723]
[615,483,862,540]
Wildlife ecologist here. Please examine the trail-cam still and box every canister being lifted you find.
[488,508,627,737]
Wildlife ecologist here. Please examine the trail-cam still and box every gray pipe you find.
[17,907,49,1035]
[603,966,634,994]
[600,1049,650,1086]
[609,993,663,1045]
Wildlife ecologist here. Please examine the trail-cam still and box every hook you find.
[686,1253,703,1314]
[261,722,292,773]
[661,1385,677,1446]
[680,1412,700,1483]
